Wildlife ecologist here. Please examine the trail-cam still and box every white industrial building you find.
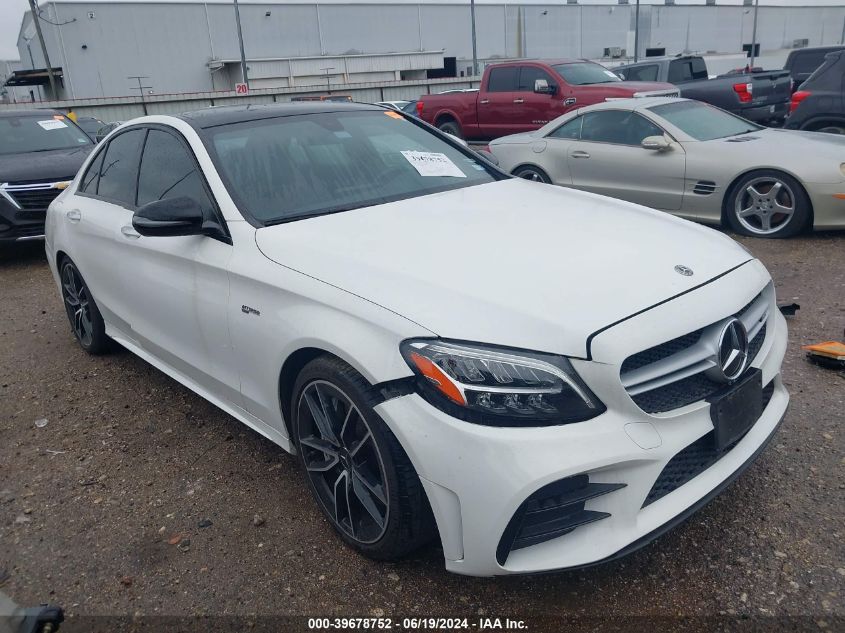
[5,0,845,101]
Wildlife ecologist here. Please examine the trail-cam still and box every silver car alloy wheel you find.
[296,379,390,545]
[515,168,548,183]
[734,176,797,236]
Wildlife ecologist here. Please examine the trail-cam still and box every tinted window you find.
[650,101,761,140]
[552,62,621,85]
[548,116,582,140]
[97,129,145,206]
[487,67,519,92]
[205,110,497,224]
[79,150,105,194]
[667,58,708,83]
[580,111,663,146]
[517,66,555,91]
[791,51,829,76]
[622,64,659,82]
[0,114,92,155]
[137,129,214,216]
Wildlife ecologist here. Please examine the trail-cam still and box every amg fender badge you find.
[241,305,261,316]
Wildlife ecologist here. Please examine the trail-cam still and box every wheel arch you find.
[433,111,461,129]
[720,166,814,227]
[799,115,845,131]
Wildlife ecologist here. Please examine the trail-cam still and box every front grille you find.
[496,474,625,565]
[9,188,62,211]
[642,380,775,507]
[622,286,771,414]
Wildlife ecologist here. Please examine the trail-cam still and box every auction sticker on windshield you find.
[401,150,466,178]
[38,119,68,130]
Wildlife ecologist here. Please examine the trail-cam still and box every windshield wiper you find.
[263,203,370,226]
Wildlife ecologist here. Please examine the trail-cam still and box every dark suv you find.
[0,109,93,244]
[786,50,845,135]
[784,46,845,90]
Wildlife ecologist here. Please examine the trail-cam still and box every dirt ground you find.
[1,231,843,630]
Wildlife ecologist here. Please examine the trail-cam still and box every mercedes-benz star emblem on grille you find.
[713,318,749,383]
[674,265,694,276]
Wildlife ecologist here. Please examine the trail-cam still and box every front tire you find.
[512,165,552,184]
[436,118,462,139]
[59,258,111,354]
[724,170,810,238]
[292,356,435,560]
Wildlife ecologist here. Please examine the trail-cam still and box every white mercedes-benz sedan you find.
[45,103,788,576]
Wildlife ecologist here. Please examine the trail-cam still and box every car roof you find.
[177,102,384,129]
[573,96,688,113]
[0,108,63,118]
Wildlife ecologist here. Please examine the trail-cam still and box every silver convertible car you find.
[489,97,845,238]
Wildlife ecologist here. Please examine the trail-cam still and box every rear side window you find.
[137,129,215,216]
[622,64,659,82]
[97,129,145,206]
[78,150,105,194]
[668,58,708,83]
[517,66,555,91]
[548,116,582,140]
[487,67,519,92]
[791,51,826,76]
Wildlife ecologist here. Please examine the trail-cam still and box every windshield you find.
[204,110,498,225]
[552,63,621,86]
[0,115,93,155]
[649,101,762,140]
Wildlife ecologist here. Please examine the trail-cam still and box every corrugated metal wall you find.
[13,2,845,100]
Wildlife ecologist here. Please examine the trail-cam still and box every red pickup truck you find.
[417,59,678,140]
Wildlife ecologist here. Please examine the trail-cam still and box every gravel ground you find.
[0,232,843,629]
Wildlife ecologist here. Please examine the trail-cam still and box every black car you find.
[785,50,845,135]
[0,109,93,244]
[784,45,845,91]
[73,115,106,141]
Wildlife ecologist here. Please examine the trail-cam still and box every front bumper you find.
[375,261,788,576]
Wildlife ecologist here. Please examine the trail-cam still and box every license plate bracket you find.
[707,368,763,452]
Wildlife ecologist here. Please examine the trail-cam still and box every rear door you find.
[479,66,520,138]
[512,65,566,133]
[65,128,145,337]
[565,110,686,210]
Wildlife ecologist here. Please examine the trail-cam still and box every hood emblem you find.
[709,319,750,383]
[674,264,694,277]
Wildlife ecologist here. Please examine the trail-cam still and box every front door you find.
[479,66,520,138]
[566,110,686,211]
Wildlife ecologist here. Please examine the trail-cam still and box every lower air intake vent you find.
[693,180,717,195]
[642,380,775,507]
[496,474,625,565]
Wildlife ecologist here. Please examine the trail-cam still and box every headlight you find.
[400,339,605,427]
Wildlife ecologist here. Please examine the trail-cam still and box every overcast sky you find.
[3,0,845,61]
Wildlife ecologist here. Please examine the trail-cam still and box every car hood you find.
[703,128,845,183]
[255,179,751,358]
[0,145,92,183]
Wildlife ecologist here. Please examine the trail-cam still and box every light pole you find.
[749,0,759,68]
[320,67,334,94]
[27,0,58,99]
[470,0,478,76]
[633,0,640,63]
[233,0,249,87]
[128,75,152,115]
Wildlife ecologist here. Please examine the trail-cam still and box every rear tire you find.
[724,170,810,238]
[292,355,436,560]
[59,257,111,354]
[512,165,552,184]
[809,121,845,135]
[436,118,462,139]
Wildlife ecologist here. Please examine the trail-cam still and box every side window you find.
[137,129,215,217]
[487,67,519,92]
[97,129,145,206]
[548,116,582,140]
[668,59,707,84]
[78,150,105,194]
[517,66,555,92]
[580,111,663,146]
[624,65,659,82]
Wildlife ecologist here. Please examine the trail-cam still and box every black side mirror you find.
[132,197,204,237]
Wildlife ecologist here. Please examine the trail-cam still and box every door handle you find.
[480,98,490,104]
[66,209,81,223]
[121,225,141,239]
[570,151,591,159]
[513,98,524,104]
